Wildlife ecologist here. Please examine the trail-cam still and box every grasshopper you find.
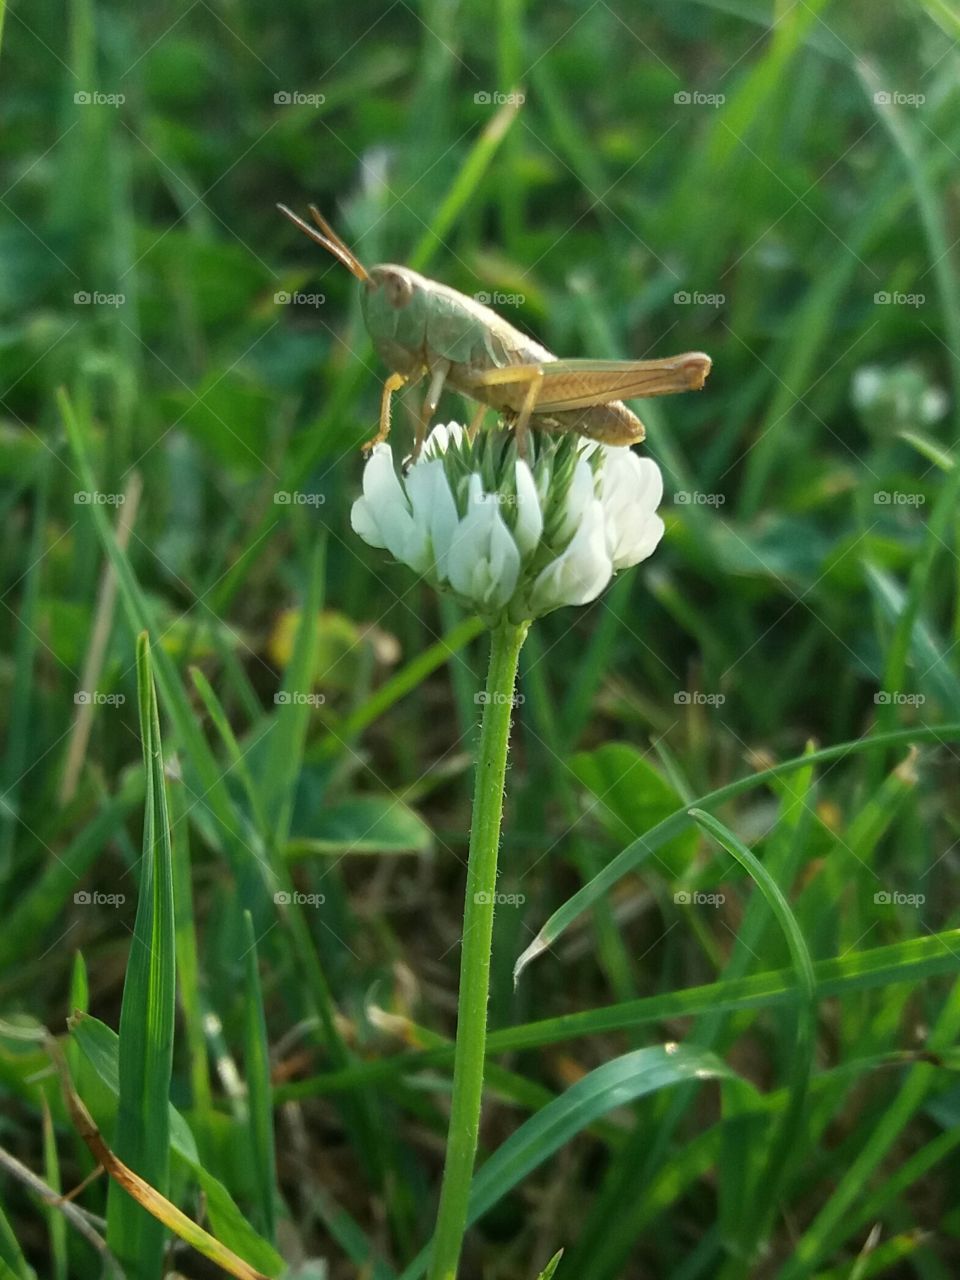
[278,203,711,461]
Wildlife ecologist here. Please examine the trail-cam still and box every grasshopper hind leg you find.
[536,401,646,446]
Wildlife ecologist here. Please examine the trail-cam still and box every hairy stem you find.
[427,620,528,1280]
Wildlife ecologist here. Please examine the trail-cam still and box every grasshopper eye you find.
[382,270,414,309]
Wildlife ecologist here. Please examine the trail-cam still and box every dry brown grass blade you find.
[45,1032,272,1280]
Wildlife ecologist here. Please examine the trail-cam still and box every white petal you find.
[600,451,665,570]
[357,445,421,565]
[406,458,459,579]
[530,500,612,614]
[512,459,543,560]
[447,475,521,612]
[616,512,665,568]
[424,421,465,457]
[350,496,387,548]
[558,457,598,543]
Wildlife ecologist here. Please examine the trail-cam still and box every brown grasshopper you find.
[278,204,711,460]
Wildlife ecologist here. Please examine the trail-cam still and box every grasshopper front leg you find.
[411,359,452,463]
[363,372,409,454]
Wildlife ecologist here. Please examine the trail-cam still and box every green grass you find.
[2,1,960,1277]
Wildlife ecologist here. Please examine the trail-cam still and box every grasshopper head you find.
[366,264,418,309]
[361,265,428,352]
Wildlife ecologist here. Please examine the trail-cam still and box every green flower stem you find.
[428,619,529,1280]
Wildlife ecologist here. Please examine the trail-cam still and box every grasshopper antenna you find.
[306,205,369,280]
[276,203,370,282]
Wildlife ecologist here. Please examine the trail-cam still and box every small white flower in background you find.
[351,423,665,623]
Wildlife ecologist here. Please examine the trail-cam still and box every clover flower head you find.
[351,424,665,624]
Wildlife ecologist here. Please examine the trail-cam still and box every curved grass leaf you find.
[399,1045,755,1280]
[277,929,960,1103]
[514,724,960,983]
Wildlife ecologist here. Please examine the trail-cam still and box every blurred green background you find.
[3,0,960,1277]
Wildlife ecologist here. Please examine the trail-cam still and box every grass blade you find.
[514,725,960,982]
[690,809,816,1266]
[105,633,176,1279]
[242,909,277,1244]
[277,929,960,1102]
[400,1045,753,1280]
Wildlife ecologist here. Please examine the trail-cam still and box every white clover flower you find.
[350,424,665,623]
